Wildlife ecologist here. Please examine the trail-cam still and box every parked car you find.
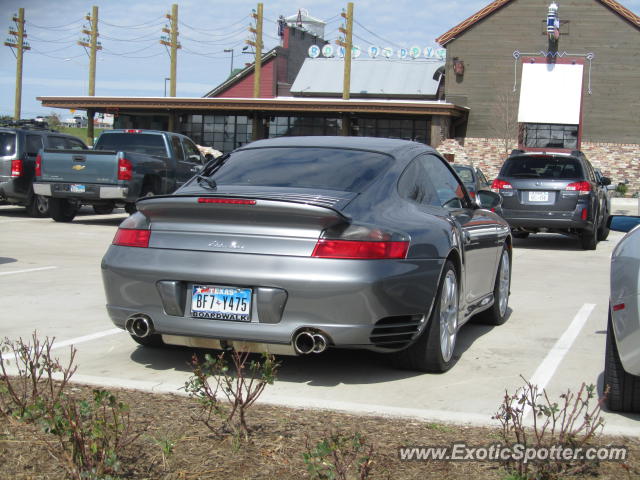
[604,215,640,412]
[33,129,205,222]
[0,121,87,217]
[452,164,491,199]
[101,136,512,373]
[491,150,611,249]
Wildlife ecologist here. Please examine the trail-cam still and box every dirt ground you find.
[1,382,638,480]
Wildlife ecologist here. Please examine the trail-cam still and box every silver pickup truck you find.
[33,129,205,222]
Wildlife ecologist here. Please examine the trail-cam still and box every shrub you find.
[493,377,606,479]
[184,349,279,439]
[303,431,375,480]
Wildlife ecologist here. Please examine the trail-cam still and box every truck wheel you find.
[26,191,50,218]
[49,198,77,222]
[93,205,114,215]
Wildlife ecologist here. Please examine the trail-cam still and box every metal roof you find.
[290,58,444,98]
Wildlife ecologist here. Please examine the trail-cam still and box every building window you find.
[179,114,252,152]
[522,123,578,149]
[267,116,342,138]
[351,117,430,144]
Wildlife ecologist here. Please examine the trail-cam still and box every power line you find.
[353,19,404,49]
[102,44,159,56]
[26,19,84,30]
[101,33,160,42]
[179,15,249,33]
[100,16,166,29]
[30,49,84,60]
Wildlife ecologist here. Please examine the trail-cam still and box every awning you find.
[517,62,584,125]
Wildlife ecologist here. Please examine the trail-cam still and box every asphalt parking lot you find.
[1,200,639,436]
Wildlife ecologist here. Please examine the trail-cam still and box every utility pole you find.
[4,8,30,120]
[246,3,263,140]
[160,4,180,97]
[78,6,101,144]
[338,3,354,101]
[246,3,263,98]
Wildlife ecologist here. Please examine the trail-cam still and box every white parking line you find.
[50,328,125,351]
[524,303,596,417]
[0,266,58,276]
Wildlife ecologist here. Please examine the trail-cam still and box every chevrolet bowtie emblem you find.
[72,165,86,170]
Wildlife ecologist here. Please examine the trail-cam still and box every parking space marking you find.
[0,266,58,276]
[50,328,125,351]
[525,303,596,416]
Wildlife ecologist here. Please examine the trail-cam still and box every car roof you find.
[238,136,434,157]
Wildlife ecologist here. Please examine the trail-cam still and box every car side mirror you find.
[189,154,203,164]
[600,176,611,186]
[475,190,502,210]
[608,215,640,233]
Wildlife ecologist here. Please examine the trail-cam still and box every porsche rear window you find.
[501,156,583,179]
[0,132,16,157]
[210,147,391,192]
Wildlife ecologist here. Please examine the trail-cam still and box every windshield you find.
[209,147,391,192]
[502,156,584,179]
[452,166,474,183]
[0,132,16,157]
[94,133,168,157]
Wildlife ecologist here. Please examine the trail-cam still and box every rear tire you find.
[475,246,511,325]
[93,205,114,215]
[26,191,49,218]
[580,228,597,250]
[49,198,77,222]
[391,260,459,373]
[130,333,165,347]
[604,312,640,412]
[598,209,610,241]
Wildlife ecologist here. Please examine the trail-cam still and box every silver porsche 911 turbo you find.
[101,136,512,372]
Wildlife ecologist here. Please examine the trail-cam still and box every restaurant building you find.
[38,1,639,190]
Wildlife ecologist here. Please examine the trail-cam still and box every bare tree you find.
[490,90,519,156]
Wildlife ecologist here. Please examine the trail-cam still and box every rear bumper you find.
[0,178,28,204]
[500,208,592,231]
[101,245,444,352]
[33,182,130,201]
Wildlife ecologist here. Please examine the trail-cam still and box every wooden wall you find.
[444,0,639,144]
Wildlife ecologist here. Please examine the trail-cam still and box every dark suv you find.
[0,121,87,217]
[491,150,611,250]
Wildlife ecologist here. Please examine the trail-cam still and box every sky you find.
[1,0,639,119]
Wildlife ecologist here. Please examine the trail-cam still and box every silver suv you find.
[492,150,611,250]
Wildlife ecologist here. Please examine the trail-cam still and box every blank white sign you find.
[517,62,584,125]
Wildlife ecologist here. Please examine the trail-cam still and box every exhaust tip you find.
[293,329,330,355]
[294,331,315,355]
[125,314,153,339]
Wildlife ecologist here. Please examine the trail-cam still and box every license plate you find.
[191,285,251,321]
[70,184,86,193]
[528,191,549,202]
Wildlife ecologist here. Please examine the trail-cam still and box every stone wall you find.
[437,138,640,195]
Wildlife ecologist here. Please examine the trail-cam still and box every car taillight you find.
[311,240,408,259]
[117,157,133,181]
[124,129,142,133]
[491,179,513,191]
[565,181,591,194]
[198,198,256,205]
[10,159,23,177]
[469,191,476,199]
[613,303,625,312]
[35,154,42,177]
[112,228,150,248]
